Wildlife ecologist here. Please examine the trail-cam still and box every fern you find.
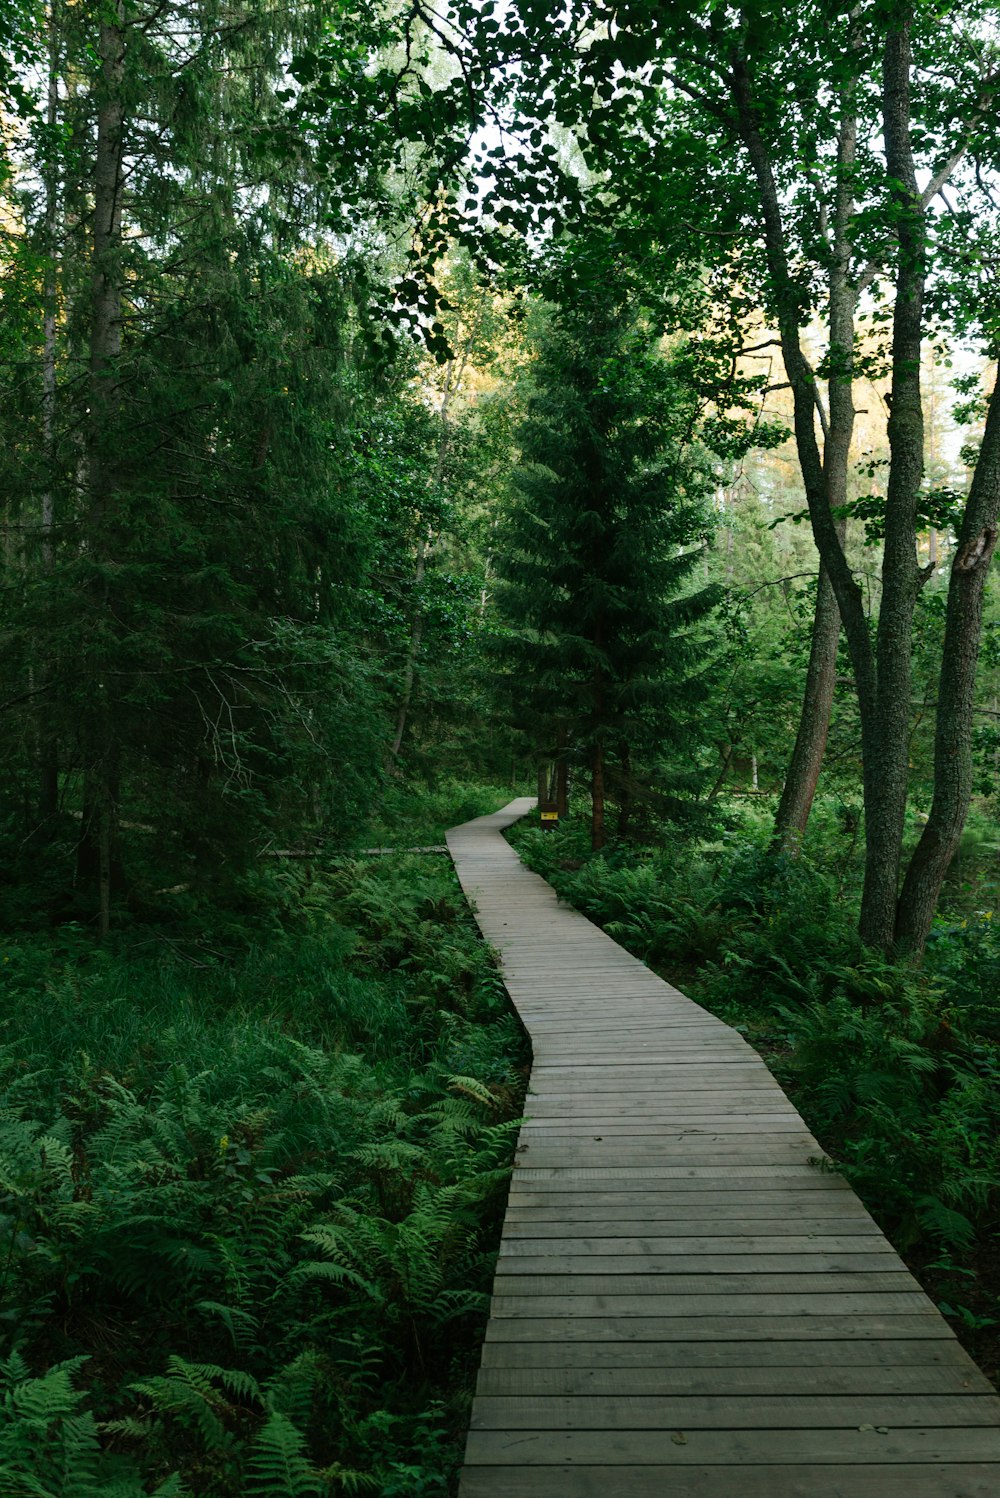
[0,1356,175,1497]
[1,848,526,1493]
[128,1356,260,1450]
[247,1412,320,1497]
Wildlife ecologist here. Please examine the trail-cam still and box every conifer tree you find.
[494,287,720,849]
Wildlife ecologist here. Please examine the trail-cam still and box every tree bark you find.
[555,722,569,816]
[772,59,858,853]
[731,27,935,952]
[80,3,126,935]
[859,18,926,950]
[591,737,606,851]
[729,54,876,736]
[616,738,633,837]
[895,381,1000,954]
[772,566,840,851]
[36,0,61,824]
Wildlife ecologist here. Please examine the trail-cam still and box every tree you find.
[493,276,720,849]
[0,0,425,926]
[301,0,1000,954]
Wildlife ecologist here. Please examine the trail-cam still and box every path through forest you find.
[448,799,1000,1497]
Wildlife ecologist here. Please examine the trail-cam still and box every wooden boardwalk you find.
[447,799,1000,1497]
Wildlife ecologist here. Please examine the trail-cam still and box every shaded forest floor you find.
[0,781,528,1497]
[512,796,1000,1388]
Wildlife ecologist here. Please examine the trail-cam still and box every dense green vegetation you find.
[0,800,527,1495]
[3,0,1000,1489]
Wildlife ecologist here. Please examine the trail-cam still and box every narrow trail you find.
[447,799,1000,1498]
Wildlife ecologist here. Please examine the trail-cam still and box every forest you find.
[1,0,1000,1492]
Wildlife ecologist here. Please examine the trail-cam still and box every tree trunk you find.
[772,566,840,851]
[616,739,633,838]
[732,33,936,953]
[82,2,126,936]
[729,52,877,747]
[771,40,857,855]
[591,738,606,851]
[895,381,1000,954]
[555,722,569,816]
[536,760,547,806]
[37,0,61,824]
[859,19,926,951]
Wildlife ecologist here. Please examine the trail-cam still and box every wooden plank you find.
[469,1394,1000,1430]
[479,1338,972,1369]
[501,1220,885,1238]
[514,1126,802,1132]
[496,1253,904,1275]
[475,1364,994,1396]
[459,1465,1000,1497]
[463,1428,1000,1465]
[484,1314,955,1343]
[508,1166,837,1181]
[491,1270,920,1296]
[499,1235,891,1253]
[503,1194,867,1214]
[516,1133,821,1150]
[491,1292,929,1318]
[514,1147,823,1168]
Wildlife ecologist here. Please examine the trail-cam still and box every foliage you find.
[491,280,722,842]
[0,854,526,1495]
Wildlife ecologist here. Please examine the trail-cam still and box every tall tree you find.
[303,0,1000,953]
[493,278,720,849]
[0,0,419,924]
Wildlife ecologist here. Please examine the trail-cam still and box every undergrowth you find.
[0,850,527,1495]
[513,804,1000,1380]
[362,778,518,850]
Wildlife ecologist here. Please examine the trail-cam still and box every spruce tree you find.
[493,291,720,849]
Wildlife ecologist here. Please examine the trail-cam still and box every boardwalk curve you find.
[448,799,1000,1497]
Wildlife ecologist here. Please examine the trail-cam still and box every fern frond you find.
[247,1411,320,1497]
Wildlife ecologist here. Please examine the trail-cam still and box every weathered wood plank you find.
[490,1291,929,1317]
[478,1337,971,1369]
[503,1193,866,1213]
[496,1252,904,1275]
[463,1428,1000,1465]
[484,1313,955,1343]
[475,1364,994,1396]
[499,1234,890,1253]
[469,1393,1000,1429]
[508,1166,836,1181]
[459,1465,1000,1497]
[501,1220,885,1238]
